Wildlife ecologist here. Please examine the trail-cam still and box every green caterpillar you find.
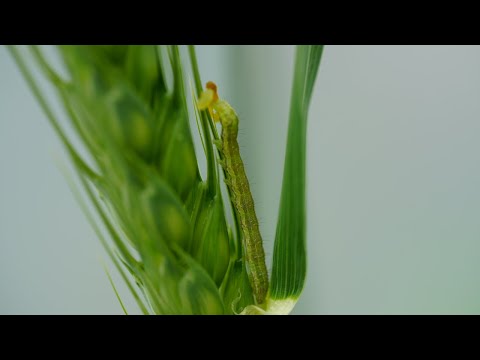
[198,81,269,304]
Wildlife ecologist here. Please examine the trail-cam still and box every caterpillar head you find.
[197,81,219,121]
[197,81,237,129]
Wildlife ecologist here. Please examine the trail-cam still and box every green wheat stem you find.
[188,46,220,141]
[188,45,242,248]
[187,45,217,198]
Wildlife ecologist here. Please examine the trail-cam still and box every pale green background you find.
[1,45,480,314]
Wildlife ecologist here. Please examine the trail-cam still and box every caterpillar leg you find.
[213,139,223,151]
[217,158,226,168]
[210,109,220,123]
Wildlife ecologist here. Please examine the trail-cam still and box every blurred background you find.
[1,45,480,314]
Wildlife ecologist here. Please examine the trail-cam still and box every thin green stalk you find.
[187,45,218,198]
[188,45,242,249]
[103,263,129,315]
[188,46,220,139]
[62,165,149,315]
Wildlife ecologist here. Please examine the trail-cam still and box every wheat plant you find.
[8,45,323,314]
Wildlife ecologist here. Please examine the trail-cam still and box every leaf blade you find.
[270,45,324,302]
